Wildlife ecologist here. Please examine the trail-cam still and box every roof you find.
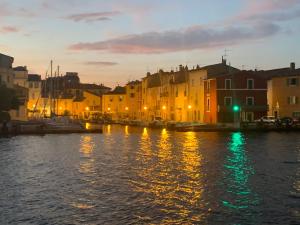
[202,63,240,79]
[257,67,300,79]
[0,53,14,68]
[84,90,102,97]
[127,80,141,85]
[79,83,111,90]
[105,86,126,95]
[13,66,27,72]
[28,74,41,81]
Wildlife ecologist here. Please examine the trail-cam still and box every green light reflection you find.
[222,132,260,211]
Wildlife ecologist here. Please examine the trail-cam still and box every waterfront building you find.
[0,53,14,88]
[102,86,127,121]
[169,66,189,122]
[27,74,42,117]
[142,70,169,121]
[204,69,268,124]
[125,80,142,120]
[267,63,300,118]
[10,66,29,121]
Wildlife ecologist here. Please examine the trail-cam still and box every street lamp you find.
[233,105,240,112]
[144,106,148,110]
[107,107,111,111]
[188,105,192,109]
[85,107,89,111]
[125,107,129,111]
[162,105,166,110]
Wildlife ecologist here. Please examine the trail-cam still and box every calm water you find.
[0,125,299,225]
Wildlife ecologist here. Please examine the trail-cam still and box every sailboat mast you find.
[50,60,53,117]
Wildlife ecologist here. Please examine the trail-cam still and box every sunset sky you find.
[1,0,300,86]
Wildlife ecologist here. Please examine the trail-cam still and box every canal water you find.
[0,125,299,225]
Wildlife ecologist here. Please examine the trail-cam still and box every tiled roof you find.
[28,74,41,81]
[105,86,126,95]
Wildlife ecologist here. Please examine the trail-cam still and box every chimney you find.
[222,56,226,65]
[290,62,295,70]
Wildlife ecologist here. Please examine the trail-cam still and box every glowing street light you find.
[233,105,240,112]
[144,106,148,110]
[125,107,129,111]
[107,107,111,111]
[85,107,89,111]
[162,105,166,110]
[188,105,192,109]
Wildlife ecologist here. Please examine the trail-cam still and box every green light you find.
[233,105,240,112]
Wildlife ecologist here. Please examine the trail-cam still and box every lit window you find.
[288,96,298,105]
[206,97,210,112]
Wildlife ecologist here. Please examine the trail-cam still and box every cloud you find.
[85,61,118,66]
[65,11,121,22]
[0,26,20,34]
[69,23,280,54]
[235,0,300,22]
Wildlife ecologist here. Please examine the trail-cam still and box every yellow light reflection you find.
[125,125,129,135]
[131,129,207,224]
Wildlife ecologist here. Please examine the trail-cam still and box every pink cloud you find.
[69,23,280,54]
[65,11,121,23]
[85,61,118,66]
[0,26,20,34]
[236,0,300,21]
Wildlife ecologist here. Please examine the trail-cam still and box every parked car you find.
[278,117,294,127]
[256,116,276,124]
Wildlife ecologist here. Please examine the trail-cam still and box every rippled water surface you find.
[0,125,299,224]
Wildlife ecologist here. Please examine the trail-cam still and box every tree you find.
[0,85,20,121]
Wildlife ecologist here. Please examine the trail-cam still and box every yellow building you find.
[102,86,127,121]
[170,66,190,122]
[125,80,142,120]
[188,67,207,122]
[268,73,300,118]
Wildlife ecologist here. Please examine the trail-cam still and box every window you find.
[246,97,254,106]
[206,97,210,111]
[191,79,194,87]
[32,93,35,99]
[225,79,231,89]
[184,87,187,96]
[0,75,2,84]
[224,97,232,106]
[247,79,254,89]
[34,82,39,88]
[175,87,178,97]
[29,82,33,88]
[109,97,113,102]
[7,76,10,83]
[288,96,298,105]
[130,85,134,89]
[130,93,135,98]
[287,78,299,86]
[119,96,123,101]
[293,112,300,118]
[207,80,210,91]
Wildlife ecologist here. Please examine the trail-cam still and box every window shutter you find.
[287,78,290,86]
[288,96,290,104]
[296,96,299,104]
[296,78,300,86]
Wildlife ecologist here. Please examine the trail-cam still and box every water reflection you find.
[132,129,207,224]
[222,132,260,220]
[70,135,97,212]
